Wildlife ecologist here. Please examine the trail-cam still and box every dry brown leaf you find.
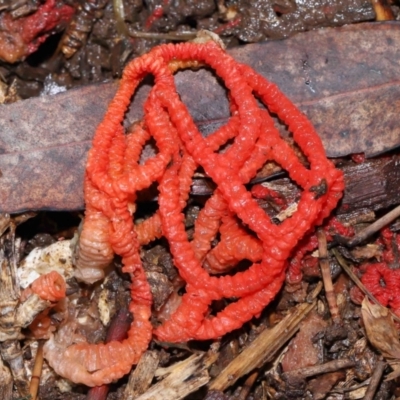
[361,297,400,380]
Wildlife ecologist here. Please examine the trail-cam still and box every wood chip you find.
[135,351,218,400]
[122,351,160,400]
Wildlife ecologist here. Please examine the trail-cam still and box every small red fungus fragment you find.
[28,309,56,339]
[213,17,241,35]
[203,214,263,274]
[20,271,66,339]
[351,153,365,164]
[351,228,400,316]
[251,183,287,208]
[287,217,353,284]
[0,0,74,63]
[30,270,66,302]
[145,5,164,30]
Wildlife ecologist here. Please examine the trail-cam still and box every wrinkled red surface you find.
[0,0,74,63]
[351,228,400,316]
[48,39,342,386]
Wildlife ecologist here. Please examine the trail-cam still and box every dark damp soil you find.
[0,0,380,100]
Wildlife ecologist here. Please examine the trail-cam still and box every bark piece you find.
[281,312,327,373]
[0,340,29,397]
[0,233,21,341]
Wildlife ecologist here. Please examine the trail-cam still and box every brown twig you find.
[113,0,129,37]
[363,360,386,400]
[129,30,197,41]
[29,341,44,400]
[237,370,259,400]
[330,379,370,394]
[0,214,10,237]
[318,228,341,324]
[282,358,355,382]
[371,0,395,20]
[335,204,400,248]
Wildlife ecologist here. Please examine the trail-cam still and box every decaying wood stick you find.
[371,0,395,20]
[29,341,44,400]
[335,204,400,247]
[209,282,323,392]
[363,360,386,400]
[0,232,52,342]
[237,371,259,400]
[15,294,50,329]
[122,351,160,400]
[282,358,355,382]
[135,350,218,400]
[317,229,340,324]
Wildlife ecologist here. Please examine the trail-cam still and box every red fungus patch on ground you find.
[0,0,74,63]
[46,37,344,387]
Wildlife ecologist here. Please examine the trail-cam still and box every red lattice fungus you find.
[44,37,344,386]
